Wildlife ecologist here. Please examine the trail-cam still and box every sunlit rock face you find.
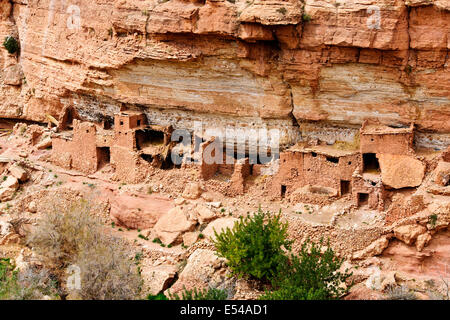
[0,0,449,148]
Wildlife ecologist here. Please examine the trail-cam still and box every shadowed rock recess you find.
[0,0,449,301]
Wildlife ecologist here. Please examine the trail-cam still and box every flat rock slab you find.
[379,154,425,189]
[203,217,239,242]
[110,194,174,230]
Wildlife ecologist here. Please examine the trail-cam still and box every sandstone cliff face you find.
[0,0,449,148]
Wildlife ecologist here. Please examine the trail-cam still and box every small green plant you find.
[134,252,143,264]
[406,65,413,74]
[168,286,227,300]
[3,36,19,54]
[138,234,149,241]
[429,214,438,229]
[147,293,169,300]
[198,233,204,239]
[260,238,353,300]
[152,237,162,244]
[111,222,115,228]
[277,7,287,15]
[167,244,172,248]
[214,208,292,281]
[302,13,311,22]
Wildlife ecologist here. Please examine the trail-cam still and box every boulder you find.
[195,204,216,224]
[154,207,196,245]
[36,137,52,150]
[415,232,432,252]
[141,265,177,295]
[203,217,238,242]
[182,182,202,199]
[28,201,37,213]
[110,194,172,230]
[182,231,199,246]
[394,224,427,246]
[0,187,16,202]
[378,154,425,189]
[168,249,225,294]
[8,164,29,182]
[433,161,450,186]
[1,176,19,190]
[352,236,391,260]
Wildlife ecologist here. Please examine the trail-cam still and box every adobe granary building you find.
[51,110,174,181]
[272,121,423,211]
[50,109,428,211]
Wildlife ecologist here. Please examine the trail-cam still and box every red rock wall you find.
[0,0,449,148]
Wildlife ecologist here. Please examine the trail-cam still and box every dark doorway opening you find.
[326,156,339,164]
[341,180,351,195]
[358,193,369,206]
[363,153,380,173]
[136,129,165,150]
[281,185,287,198]
[97,147,110,169]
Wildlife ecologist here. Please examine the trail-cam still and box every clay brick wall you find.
[114,113,146,131]
[271,151,304,197]
[199,139,219,180]
[51,120,100,174]
[71,120,100,174]
[229,158,251,195]
[114,130,136,149]
[51,137,73,170]
[110,145,143,183]
[351,175,385,211]
[360,132,414,155]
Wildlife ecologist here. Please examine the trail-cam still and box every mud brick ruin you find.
[49,105,438,214]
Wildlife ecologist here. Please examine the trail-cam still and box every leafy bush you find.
[3,36,19,54]
[260,239,352,300]
[27,199,141,300]
[147,293,169,300]
[302,13,311,22]
[213,208,292,281]
[169,286,228,300]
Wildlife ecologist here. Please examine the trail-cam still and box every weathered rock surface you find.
[353,235,391,260]
[378,154,425,189]
[110,194,173,230]
[182,183,202,200]
[168,248,227,294]
[394,224,427,245]
[8,164,28,182]
[154,207,197,245]
[0,0,448,149]
[141,265,177,295]
[203,217,238,241]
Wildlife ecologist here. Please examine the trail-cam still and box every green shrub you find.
[147,293,169,300]
[277,7,287,15]
[169,286,227,300]
[302,13,311,22]
[260,239,352,300]
[3,36,19,54]
[213,208,292,281]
